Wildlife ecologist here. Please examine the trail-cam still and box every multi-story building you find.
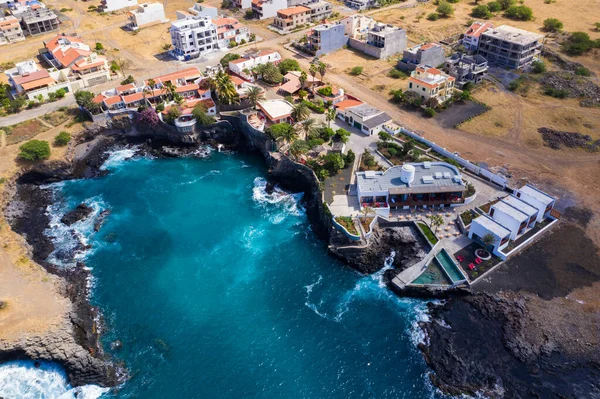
[0,15,24,45]
[335,98,391,136]
[127,2,168,30]
[341,14,376,39]
[347,22,406,59]
[251,0,287,20]
[5,59,72,100]
[307,23,346,56]
[462,21,493,51]
[18,8,59,36]
[398,43,445,72]
[170,15,218,61]
[99,0,138,12]
[304,2,332,22]
[188,3,218,18]
[443,53,488,88]
[477,25,544,69]
[232,0,252,9]
[214,17,250,48]
[355,162,468,217]
[273,6,311,32]
[343,0,375,11]
[228,49,281,81]
[407,65,455,104]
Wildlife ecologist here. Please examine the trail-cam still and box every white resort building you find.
[355,162,468,217]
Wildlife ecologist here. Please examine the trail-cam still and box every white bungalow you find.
[514,184,556,223]
[468,214,511,254]
[489,200,530,240]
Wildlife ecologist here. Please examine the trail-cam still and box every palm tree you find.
[317,61,327,82]
[326,107,336,128]
[291,102,310,122]
[481,233,497,254]
[299,71,307,89]
[210,71,239,105]
[163,81,177,101]
[146,78,156,105]
[429,214,444,235]
[309,64,318,92]
[245,86,264,109]
[297,118,317,139]
[276,126,298,144]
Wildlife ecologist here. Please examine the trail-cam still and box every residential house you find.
[341,14,376,39]
[347,22,406,59]
[443,53,488,88]
[0,15,24,45]
[462,21,493,51]
[127,2,168,30]
[214,17,249,48]
[314,85,345,104]
[278,70,321,95]
[40,35,112,88]
[398,43,445,72]
[335,100,391,136]
[232,0,252,9]
[513,184,556,222]
[343,0,375,11]
[477,25,544,69]
[273,6,311,32]
[5,59,71,100]
[468,214,511,255]
[257,99,294,124]
[170,14,218,60]
[251,0,288,20]
[307,23,346,56]
[230,74,263,99]
[228,49,281,81]
[407,65,455,105]
[99,0,138,12]
[303,2,332,23]
[355,162,468,217]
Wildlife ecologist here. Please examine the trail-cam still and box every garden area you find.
[459,209,479,226]
[376,132,427,165]
[2,118,52,145]
[417,222,438,245]
[359,150,383,171]
[453,242,502,281]
[335,216,358,236]
[478,197,502,214]
[503,218,555,253]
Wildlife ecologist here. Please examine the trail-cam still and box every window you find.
[409,82,412,89]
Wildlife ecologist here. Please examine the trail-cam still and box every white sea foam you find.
[0,361,109,399]
[44,194,109,269]
[100,147,139,171]
[252,177,304,224]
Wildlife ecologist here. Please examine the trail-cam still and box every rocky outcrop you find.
[541,72,600,107]
[330,226,430,274]
[61,204,93,226]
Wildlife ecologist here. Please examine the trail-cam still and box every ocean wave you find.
[0,361,109,399]
[100,146,140,171]
[252,177,304,224]
[44,193,109,269]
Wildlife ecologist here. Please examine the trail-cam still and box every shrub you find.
[244,9,254,19]
[349,66,363,76]
[544,87,569,98]
[55,88,66,99]
[323,153,345,174]
[487,1,501,12]
[19,140,51,161]
[95,42,104,51]
[423,108,436,118]
[164,106,182,124]
[267,122,293,140]
[317,86,333,96]
[436,1,454,17]
[543,18,563,32]
[504,5,533,21]
[561,32,600,56]
[319,127,335,141]
[496,0,515,10]
[278,59,301,75]
[54,131,71,146]
[334,128,351,143]
[261,62,283,84]
[531,60,546,73]
[138,106,160,126]
[575,66,591,76]
[387,147,398,157]
[308,138,325,148]
[427,13,439,21]
[192,104,216,126]
[472,5,492,19]
[219,53,240,67]
[345,149,355,165]
[390,89,404,103]
[388,68,407,79]
[302,100,325,114]
[121,75,135,85]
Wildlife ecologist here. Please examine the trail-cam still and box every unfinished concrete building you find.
[19,8,60,36]
[477,25,543,70]
[443,53,488,88]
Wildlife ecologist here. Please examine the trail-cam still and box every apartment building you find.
[347,22,406,59]
[477,25,544,69]
[99,0,138,12]
[273,6,310,32]
[170,14,218,61]
[341,14,376,39]
[443,53,488,88]
[228,49,281,81]
[232,0,252,9]
[398,43,445,72]
[304,2,332,22]
[214,17,249,48]
[307,23,346,56]
[462,21,493,51]
[0,15,24,45]
[343,0,375,11]
[188,3,218,18]
[407,65,455,104]
[251,0,287,20]
[18,7,59,36]
[128,2,168,30]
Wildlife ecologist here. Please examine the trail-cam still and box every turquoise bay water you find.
[1,148,444,399]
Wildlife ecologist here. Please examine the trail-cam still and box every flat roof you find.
[519,184,554,205]
[346,103,381,118]
[258,99,293,120]
[362,112,391,129]
[356,162,466,195]
[503,195,537,217]
[474,215,511,238]
[481,25,544,45]
[493,200,528,223]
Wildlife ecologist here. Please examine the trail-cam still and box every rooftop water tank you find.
[400,164,415,184]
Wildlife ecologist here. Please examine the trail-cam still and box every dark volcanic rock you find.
[94,210,111,232]
[61,203,93,226]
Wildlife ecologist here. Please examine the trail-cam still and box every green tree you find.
[496,0,515,10]
[220,53,240,68]
[298,89,308,101]
[319,126,335,141]
[323,152,345,174]
[436,1,454,17]
[164,106,182,124]
[317,61,327,82]
[561,32,599,56]
[345,149,355,165]
[245,85,264,109]
[334,128,351,143]
[378,131,392,142]
[209,70,240,105]
[192,104,216,126]
[471,4,491,18]
[289,140,310,157]
[423,107,436,117]
[504,5,533,21]
[268,122,294,140]
[429,214,444,234]
[74,90,101,113]
[261,62,283,84]
[291,102,310,122]
[54,131,71,146]
[543,18,563,32]
[299,71,308,88]
[297,117,317,138]
[278,59,301,75]
[18,140,51,161]
[531,60,546,73]
[309,63,318,82]
[326,107,337,128]
[95,42,104,51]
[487,1,501,12]
[120,75,135,85]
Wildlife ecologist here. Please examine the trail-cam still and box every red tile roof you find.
[149,67,202,85]
[92,93,107,104]
[419,43,438,51]
[21,77,55,90]
[116,83,135,93]
[103,96,124,106]
[12,69,50,85]
[277,5,310,17]
[335,99,362,110]
[230,75,244,86]
[465,22,493,38]
[175,83,200,93]
[122,92,144,103]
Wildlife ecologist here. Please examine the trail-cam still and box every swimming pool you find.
[411,259,452,286]
[435,249,466,283]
